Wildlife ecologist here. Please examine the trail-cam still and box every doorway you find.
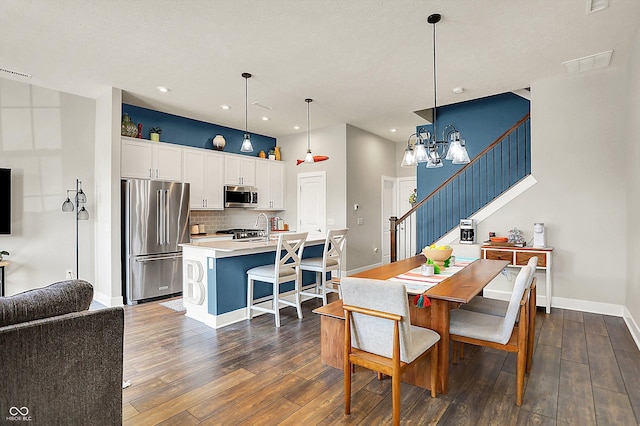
[297,171,326,237]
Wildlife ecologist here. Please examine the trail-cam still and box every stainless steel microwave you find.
[224,185,258,208]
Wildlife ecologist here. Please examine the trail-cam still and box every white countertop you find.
[180,234,326,258]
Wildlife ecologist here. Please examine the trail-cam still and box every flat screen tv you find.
[0,168,10,234]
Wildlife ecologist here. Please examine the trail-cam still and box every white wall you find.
[278,123,348,235]
[625,29,640,333]
[0,78,96,294]
[474,67,628,311]
[346,124,397,271]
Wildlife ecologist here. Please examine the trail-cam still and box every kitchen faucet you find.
[254,212,270,241]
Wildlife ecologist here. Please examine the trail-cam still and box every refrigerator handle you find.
[157,190,162,245]
[164,189,170,245]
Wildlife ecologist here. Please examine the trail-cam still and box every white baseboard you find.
[482,288,624,317]
[93,291,124,307]
[623,307,640,350]
[346,262,382,276]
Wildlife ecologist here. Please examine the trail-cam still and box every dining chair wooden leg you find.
[294,273,303,319]
[392,373,401,426]
[430,343,438,398]
[377,372,384,381]
[526,282,537,373]
[516,310,528,405]
[344,311,352,415]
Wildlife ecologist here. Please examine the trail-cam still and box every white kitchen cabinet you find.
[224,155,256,186]
[121,137,182,181]
[183,148,224,209]
[255,160,285,210]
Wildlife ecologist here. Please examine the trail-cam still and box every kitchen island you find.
[180,235,325,328]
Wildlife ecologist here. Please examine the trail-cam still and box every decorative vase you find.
[150,133,160,142]
[274,146,281,161]
[137,123,143,138]
[213,135,226,151]
[121,114,138,137]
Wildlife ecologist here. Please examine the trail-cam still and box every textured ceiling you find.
[1,0,639,142]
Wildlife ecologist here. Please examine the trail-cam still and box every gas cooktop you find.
[216,229,267,239]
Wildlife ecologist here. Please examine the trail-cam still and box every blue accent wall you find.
[122,104,277,156]
[416,93,530,200]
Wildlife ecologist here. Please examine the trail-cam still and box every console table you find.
[0,260,8,297]
[481,245,553,313]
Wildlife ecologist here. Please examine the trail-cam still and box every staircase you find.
[390,113,531,262]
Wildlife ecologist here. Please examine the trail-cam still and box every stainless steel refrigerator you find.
[122,179,190,304]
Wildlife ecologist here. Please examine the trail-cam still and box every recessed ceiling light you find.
[294,125,300,130]
[261,116,269,121]
[390,129,397,133]
[220,105,230,110]
[452,87,464,94]
[157,86,170,93]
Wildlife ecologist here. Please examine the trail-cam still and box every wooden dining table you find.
[313,255,509,394]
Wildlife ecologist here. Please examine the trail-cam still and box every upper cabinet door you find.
[269,162,285,210]
[153,144,182,181]
[183,148,206,209]
[254,160,285,210]
[203,152,224,209]
[122,138,153,179]
[224,155,255,186]
[121,138,182,181]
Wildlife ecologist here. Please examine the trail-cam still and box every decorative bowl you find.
[422,247,453,266]
[490,237,508,243]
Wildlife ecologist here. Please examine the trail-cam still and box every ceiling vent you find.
[0,67,31,79]
[587,0,609,13]
[562,50,613,75]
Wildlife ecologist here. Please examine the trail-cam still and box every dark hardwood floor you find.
[122,296,640,425]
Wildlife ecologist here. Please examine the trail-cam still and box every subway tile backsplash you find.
[189,209,284,233]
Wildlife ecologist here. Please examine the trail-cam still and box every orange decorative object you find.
[274,146,281,160]
[296,155,329,165]
[258,151,266,158]
[490,237,508,242]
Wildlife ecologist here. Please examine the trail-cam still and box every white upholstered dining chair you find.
[341,277,440,426]
[459,256,538,371]
[300,228,348,305]
[246,232,308,328]
[449,265,532,405]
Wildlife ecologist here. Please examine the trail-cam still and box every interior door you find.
[381,176,396,264]
[297,171,326,237]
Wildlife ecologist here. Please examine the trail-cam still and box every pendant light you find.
[304,98,314,163]
[240,72,254,153]
[401,14,470,168]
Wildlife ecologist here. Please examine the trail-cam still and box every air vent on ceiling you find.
[587,0,609,13]
[251,101,273,110]
[0,67,32,79]
[562,50,613,75]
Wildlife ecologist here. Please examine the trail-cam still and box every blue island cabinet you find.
[181,239,325,329]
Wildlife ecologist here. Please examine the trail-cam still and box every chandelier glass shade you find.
[404,13,470,168]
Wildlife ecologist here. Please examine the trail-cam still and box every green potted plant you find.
[0,250,9,261]
[149,127,162,142]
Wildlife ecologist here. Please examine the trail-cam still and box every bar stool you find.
[246,232,307,328]
[300,228,348,305]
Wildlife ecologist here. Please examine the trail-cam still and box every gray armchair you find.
[0,280,124,425]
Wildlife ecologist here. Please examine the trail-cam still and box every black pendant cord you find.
[306,98,312,152]
[432,16,437,142]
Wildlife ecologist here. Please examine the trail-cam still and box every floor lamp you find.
[61,179,89,279]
